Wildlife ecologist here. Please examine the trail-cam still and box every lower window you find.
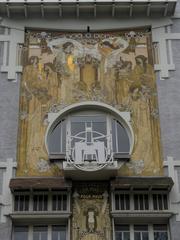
[115,225,130,240]
[154,225,168,240]
[115,224,169,240]
[13,225,67,240]
[52,226,66,240]
[134,225,148,240]
[33,226,47,240]
[14,226,28,240]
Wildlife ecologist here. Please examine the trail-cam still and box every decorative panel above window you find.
[18,29,163,177]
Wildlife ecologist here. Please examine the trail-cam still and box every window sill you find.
[111,210,174,223]
[9,212,71,224]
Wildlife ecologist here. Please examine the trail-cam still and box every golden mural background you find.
[17,29,162,176]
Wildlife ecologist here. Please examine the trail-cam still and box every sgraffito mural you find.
[18,29,162,176]
[72,182,111,240]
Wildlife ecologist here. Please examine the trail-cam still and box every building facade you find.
[0,1,180,240]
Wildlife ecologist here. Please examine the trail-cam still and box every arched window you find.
[46,102,134,171]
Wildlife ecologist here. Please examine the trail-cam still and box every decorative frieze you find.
[1,17,179,81]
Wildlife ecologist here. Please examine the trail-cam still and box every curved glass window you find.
[112,119,130,153]
[47,110,130,157]
[48,120,66,154]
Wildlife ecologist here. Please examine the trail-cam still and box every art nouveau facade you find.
[0,1,180,240]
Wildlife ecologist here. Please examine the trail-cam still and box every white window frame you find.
[153,224,170,240]
[113,224,170,240]
[115,225,130,240]
[66,112,113,161]
[33,225,48,240]
[112,190,169,212]
[133,193,149,211]
[134,225,149,240]
[33,192,48,212]
[13,224,68,240]
[114,191,130,211]
[14,192,30,212]
[51,191,69,212]
[13,191,70,213]
[152,193,169,210]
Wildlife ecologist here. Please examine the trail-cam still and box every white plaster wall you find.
[0,31,19,239]
[156,17,180,238]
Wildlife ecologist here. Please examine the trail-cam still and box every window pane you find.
[39,195,43,211]
[153,194,158,210]
[163,195,168,210]
[142,232,149,240]
[19,196,24,211]
[49,123,62,153]
[115,225,130,240]
[14,196,19,211]
[71,122,85,149]
[48,120,66,153]
[154,225,167,231]
[25,195,29,211]
[92,121,106,135]
[112,120,130,153]
[134,225,148,231]
[116,121,130,152]
[52,194,67,211]
[71,115,106,138]
[33,195,48,211]
[33,226,47,240]
[124,232,130,240]
[116,225,130,231]
[62,195,67,210]
[112,119,117,152]
[154,232,168,240]
[71,122,85,136]
[144,195,149,210]
[125,194,130,210]
[44,195,48,211]
[14,226,28,240]
[120,195,125,210]
[115,194,120,210]
[52,226,66,240]
[62,121,66,152]
[71,115,106,123]
[58,195,62,210]
[139,195,144,210]
[134,232,141,240]
[52,195,57,210]
[134,195,139,210]
[158,195,163,210]
[33,195,38,211]
[115,232,122,240]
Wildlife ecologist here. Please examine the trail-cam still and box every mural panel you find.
[18,29,162,176]
[72,182,111,240]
